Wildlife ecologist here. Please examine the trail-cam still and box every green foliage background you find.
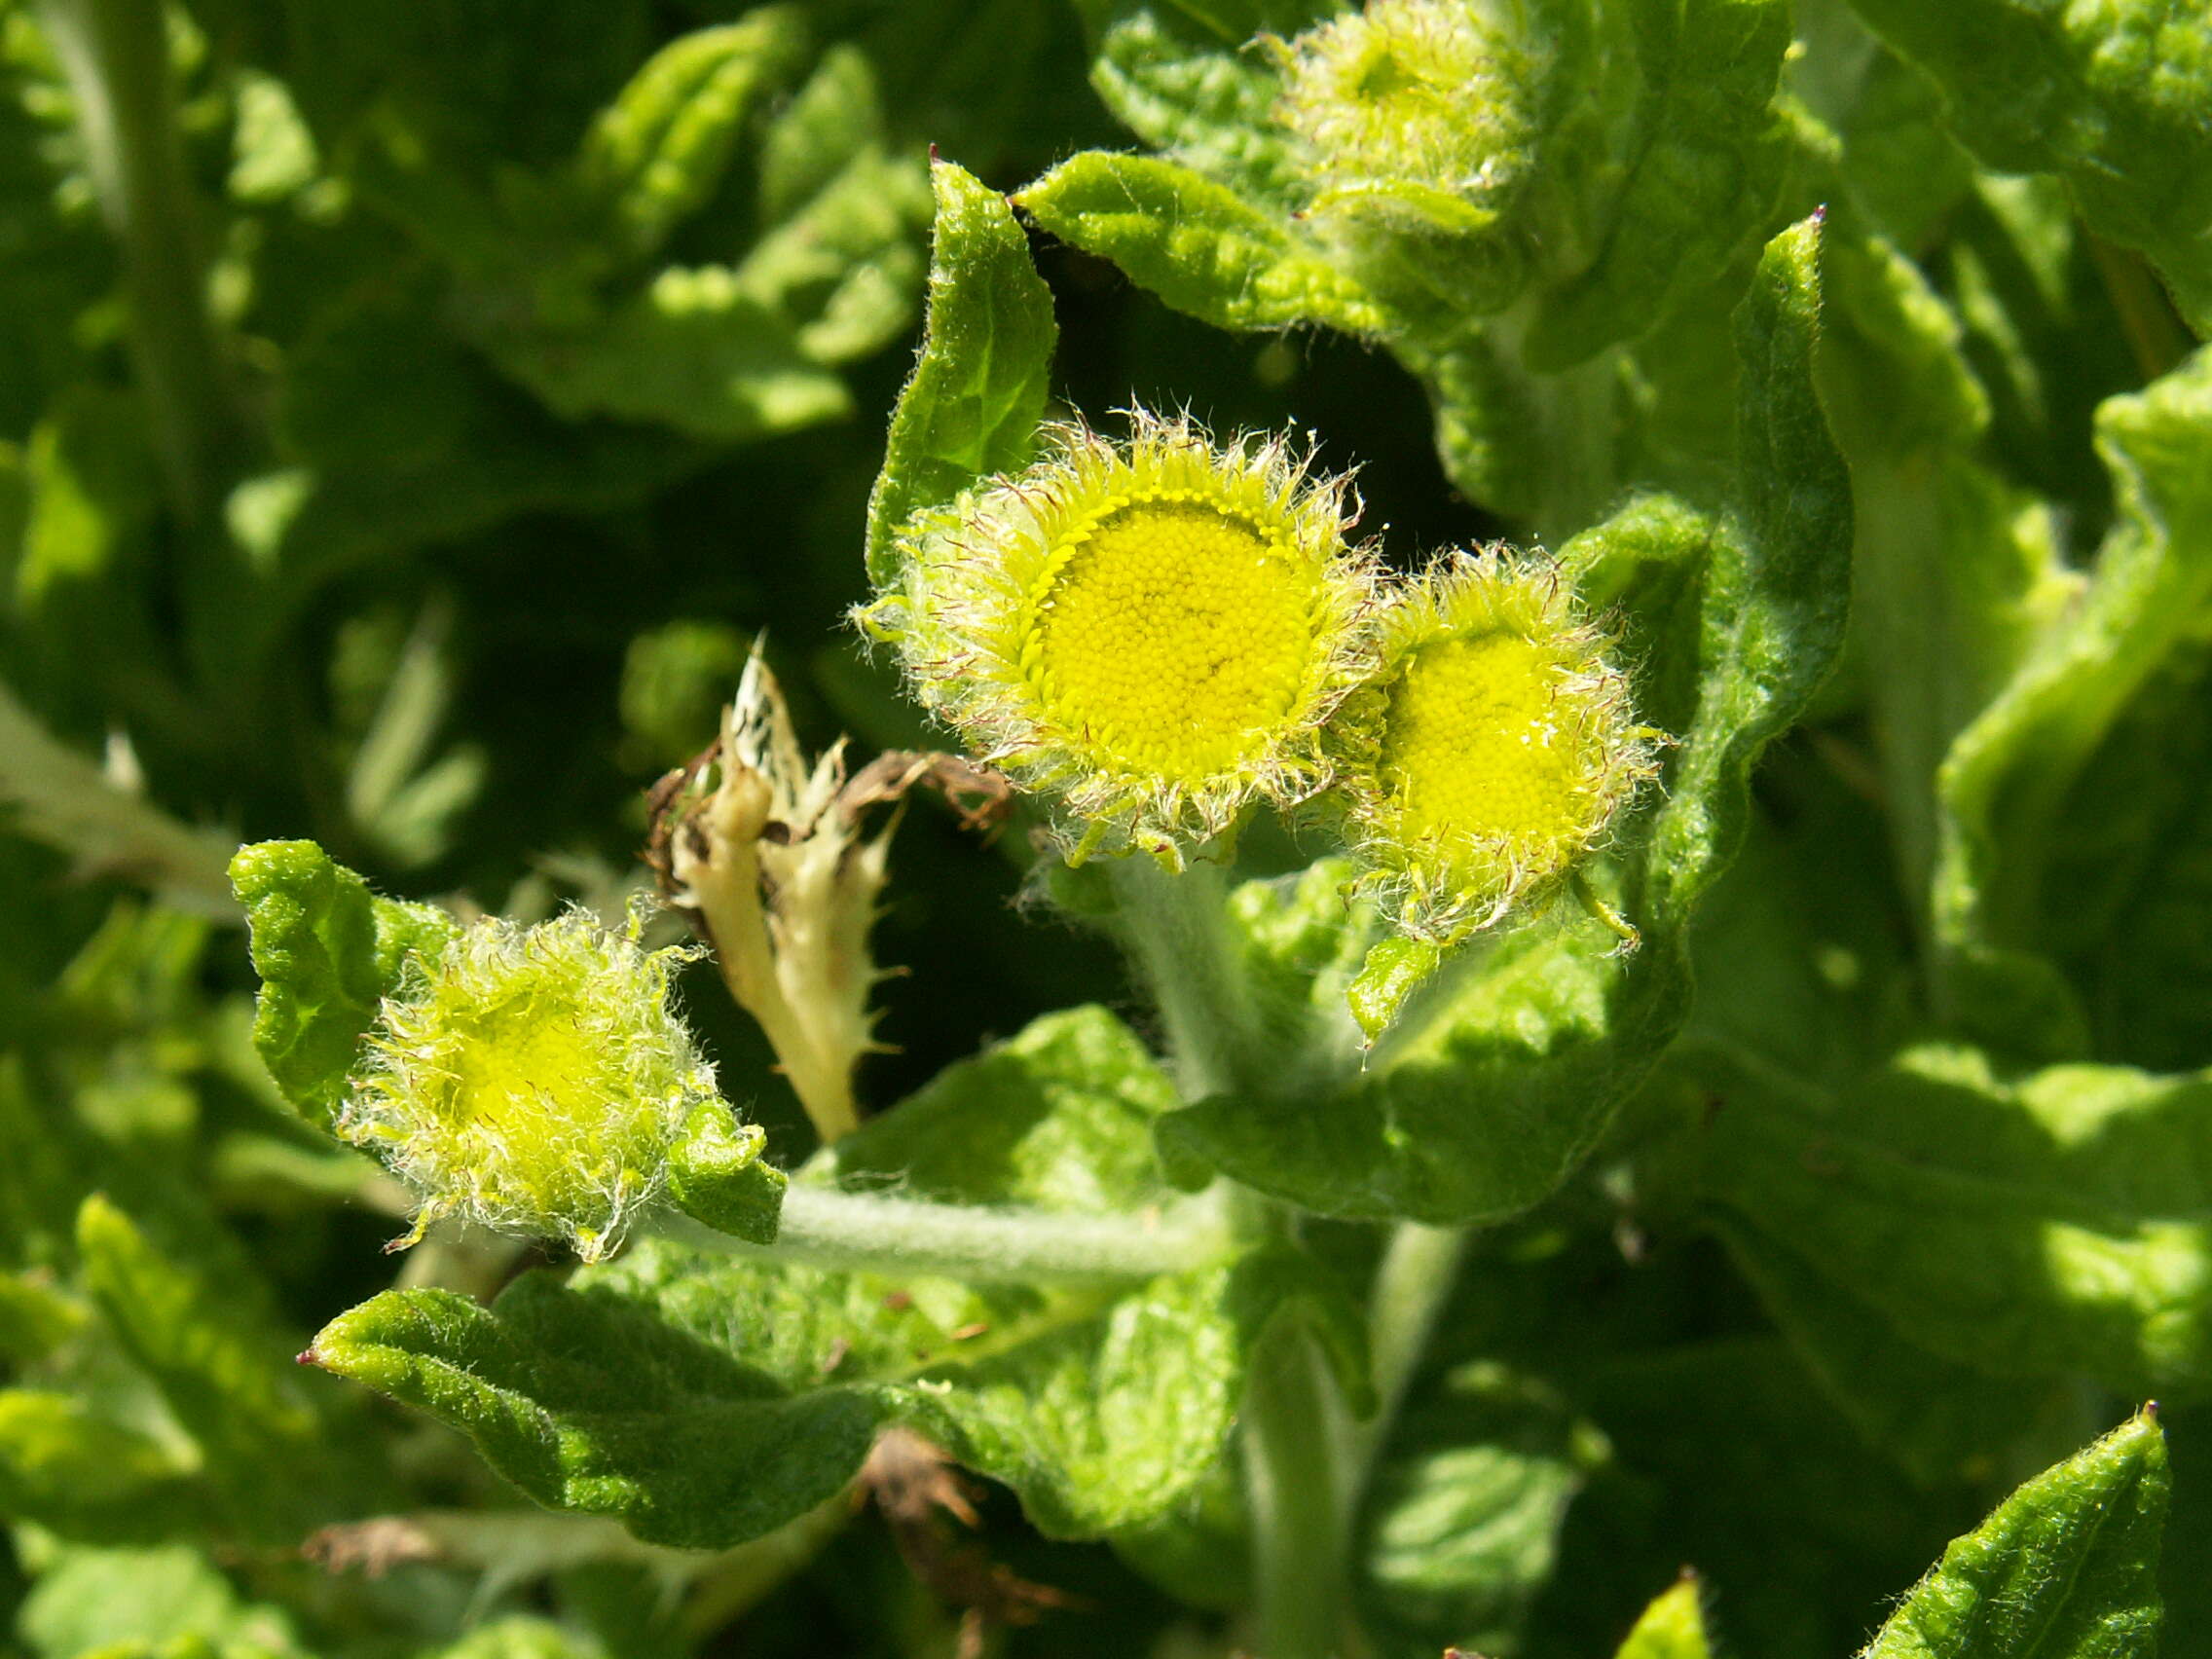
[2,0,2210,1655]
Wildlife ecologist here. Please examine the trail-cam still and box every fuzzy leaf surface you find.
[1017,152,1385,336]
[1861,1413,2168,1659]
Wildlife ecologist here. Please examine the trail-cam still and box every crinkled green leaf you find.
[1525,0,1791,369]
[1842,0,2212,333]
[314,1008,1357,1548]
[574,10,810,266]
[229,839,458,1130]
[1862,1413,2168,1659]
[862,158,1057,586]
[1016,152,1386,337]
[666,1107,785,1246]
[1613,1577,1713,1659]
[1356,1362,1600,1659]
[1078,2,1314,209]
[1933,347,2212,1054]
[1704,1044,2212,1396]
[1158,218,1851,1222]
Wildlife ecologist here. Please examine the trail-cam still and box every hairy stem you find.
[1245,1318,1353,1659]
[670,1183,1234,1285]
[1105,854,1268,1099]
[40,0,235,519]
[1345,1222,1470,1519]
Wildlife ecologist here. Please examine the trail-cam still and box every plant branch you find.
[1343,1221,1469,1524]
[40,0,237,519]
[1244,1318,1353,1659]
[1104,854,1269,1099]
[667,1183,1235,1285]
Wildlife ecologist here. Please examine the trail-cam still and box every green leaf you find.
[1817,227,2073,906]
[229,839,458,1130]
[17,1544,300,1659]
[474,269,852,444]
[862,157,1057,587]
[0,1390,204,1544]
[574,10,811,266]
[1355,1362,1600,1659]
[75,1196,340,1542]
[666,1107,786,1246]
[1157,218,1852,1222]
[1703,1044,2212,1396]
[1932,347,2212,1053]
[1080,2,1313,208]
[1862,1412,2168,1659]
[1016,152,1386,337]
[1525,0,1791,368]
[1613,1577,1713,1659]
[313,1008,1354,1548]
[1841,0,2212,334]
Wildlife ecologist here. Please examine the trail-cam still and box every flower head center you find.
[1024,497,1320,782]
[1380,632,1602,853]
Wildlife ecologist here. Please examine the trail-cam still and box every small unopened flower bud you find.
[1273,0,1547,321]
[860,408,1380,866]
[1332,548,1658,940]
[339,905,719,1261]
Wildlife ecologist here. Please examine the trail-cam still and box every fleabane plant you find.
[340,904,717,1262]
[863,409,1379,864]
[1332,549,1657,942]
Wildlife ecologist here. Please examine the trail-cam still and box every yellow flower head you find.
[1333,548,1656,940]
[339,906,720,1261]
[864,409,1380,863]
[1274,0,1535,214]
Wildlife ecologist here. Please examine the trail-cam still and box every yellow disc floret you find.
[1335,548,1657,940]
[1028,498,1319,782]
[864,409,1379,864]
[339,906,721,1260]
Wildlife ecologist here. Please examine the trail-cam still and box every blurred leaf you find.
[1842,0,2212,334]
[1704,1043,2212,1398]
[574,10,810,266]
[1157,217,1851,1223]
[478,268,851,443]
[16,1544,299,1659]
[0,1390,203,1544]
[1355,1362,1600,1659]
[313,1008,1356,1548]
[76,1195,345,1541]
[229,839,459,1130]
[1932,347,2212,1054]
[863,157,1056,587]
[1862,1412,2168,1658]
[1613,1577,1712,1659]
